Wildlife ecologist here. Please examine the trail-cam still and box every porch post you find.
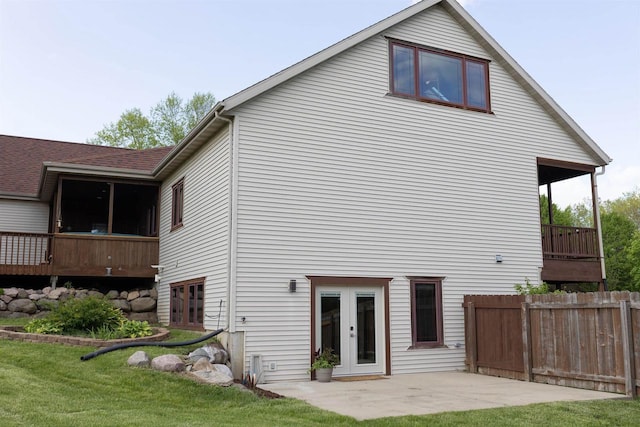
[591,170,607,291]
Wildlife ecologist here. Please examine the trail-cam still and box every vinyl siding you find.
[223,6,598,381]
[0,200,49,232]
[157,129,230,329]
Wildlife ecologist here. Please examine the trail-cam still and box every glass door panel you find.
[320,292,342,365]
[356,293,376,365]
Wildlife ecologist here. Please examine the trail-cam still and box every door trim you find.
[308,276,392,376]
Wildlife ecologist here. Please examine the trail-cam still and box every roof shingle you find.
[0,135,172,196]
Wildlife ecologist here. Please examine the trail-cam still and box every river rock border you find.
[0,286,158,323]
[0,325,170,347]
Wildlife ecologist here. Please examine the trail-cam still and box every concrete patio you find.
[261,371,621,420]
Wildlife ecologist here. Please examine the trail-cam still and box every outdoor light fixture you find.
[495,254,503,263]
[289,279,296,293]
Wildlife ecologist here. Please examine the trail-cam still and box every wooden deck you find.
[0,231,158,278]
[541,224,602,283]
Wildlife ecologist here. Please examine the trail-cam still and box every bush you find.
[48,296,124,333]
[24,318,63,335]
[25,296,152,339]
[515,278,565,295]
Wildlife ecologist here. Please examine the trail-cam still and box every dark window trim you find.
[409,277,444,349]
[307,276,392,376]
[170,277,205,330]
[171,177,184,231]
[388,38,491,113]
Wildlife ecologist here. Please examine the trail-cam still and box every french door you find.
[315,286,385,376]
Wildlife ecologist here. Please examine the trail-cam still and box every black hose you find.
[80,328,225,361]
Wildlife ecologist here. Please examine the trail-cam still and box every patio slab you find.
[261,371,621,420]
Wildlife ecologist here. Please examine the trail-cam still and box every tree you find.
[89,92,215,149]
[539,195,575,226]
[601,211,637,291]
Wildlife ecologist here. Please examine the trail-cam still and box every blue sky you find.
[1,0,638,206]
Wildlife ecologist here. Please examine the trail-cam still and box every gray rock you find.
[1,295,12,304]
[29,293,45,301]
[127,291,140,301]
[151,354,185,372]
[189,370,233,387]
[48,288,68,300]
[212,364,233,378]
[149,288,158,299]
[7,311,30,319]
[128,351,151,367]
[139,289,150,297]
[206,343,229,364]
[36,298,58,310]
[42,286,52,295]
[8,298,37,314]
[75,290,88,299]
[127,312,157,323]
[0,300,6,311]
[4,288,19,298]
[187,348,210,363]
[192,358,213,372]
[120,291,128,299]
[105,290,119,299]
[88,290,104,298]
[17,289,29,299]
[130,297,156,313]
[110,299,131,312]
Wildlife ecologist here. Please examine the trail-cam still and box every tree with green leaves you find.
[88,92,215,149]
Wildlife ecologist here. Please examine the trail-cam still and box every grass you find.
[1,318,639,426]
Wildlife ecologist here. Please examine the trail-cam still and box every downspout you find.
[593,166,607,290]
[215,110,238,332]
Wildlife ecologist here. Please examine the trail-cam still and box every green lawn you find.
[1,319,639,426]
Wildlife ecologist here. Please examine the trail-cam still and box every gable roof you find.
[0,134,172,199]
[156,0,610,178]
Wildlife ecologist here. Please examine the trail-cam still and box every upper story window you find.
[171,178,184,231]
[390,40,490,112]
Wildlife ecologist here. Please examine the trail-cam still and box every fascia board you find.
[442,0,612,165]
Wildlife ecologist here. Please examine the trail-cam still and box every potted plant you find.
[309,347,339,382]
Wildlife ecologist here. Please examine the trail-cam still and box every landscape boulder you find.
[128,351,151,368]
[8,298,37,314]
[151,354,185,372]
[130,297,156,313]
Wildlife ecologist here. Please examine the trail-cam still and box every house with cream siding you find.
[1,0,611,383]
[152,0,611,382]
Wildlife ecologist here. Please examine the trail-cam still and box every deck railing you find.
[0,232,52,275]
[541,224,599,259]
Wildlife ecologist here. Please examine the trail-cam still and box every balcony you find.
[540,224,602,283]
[0,231,158,278]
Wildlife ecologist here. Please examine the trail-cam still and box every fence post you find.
[522,302,533,382]
[468,301,478,373]
[620,300,637,398]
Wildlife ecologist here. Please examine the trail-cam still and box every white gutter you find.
[215,110,239,332]
[593,166,607,288]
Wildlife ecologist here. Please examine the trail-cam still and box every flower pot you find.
[315,367,333,382]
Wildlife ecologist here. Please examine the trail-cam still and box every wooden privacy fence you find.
[464,292,640,397]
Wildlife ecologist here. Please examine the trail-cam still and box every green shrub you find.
[515,278,565,295]
[24,318,63,335]
[49,296,124,332]
[117,320,153,338]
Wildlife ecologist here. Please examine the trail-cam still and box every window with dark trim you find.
[410,278,443,348]
[390,40,490,112]
[171,178,184,231]
[170,278,204,329]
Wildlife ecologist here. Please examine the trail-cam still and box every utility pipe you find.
[593,165,607,290]
[80,328,224,361]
